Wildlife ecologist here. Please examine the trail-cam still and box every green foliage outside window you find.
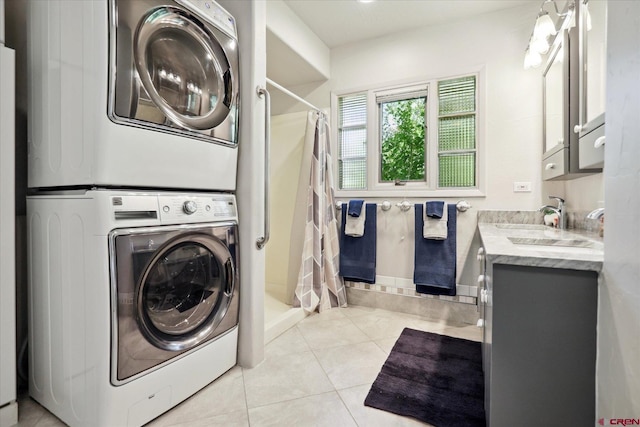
[380,97,426,182]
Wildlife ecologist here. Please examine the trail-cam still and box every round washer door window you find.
[136,233,235,351]
[134,6,236,130]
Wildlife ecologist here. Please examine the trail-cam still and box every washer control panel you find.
[109,192,236,225]
[158,194,237,224]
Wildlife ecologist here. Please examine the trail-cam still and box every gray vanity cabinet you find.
[480,259,598,426]
[542,4,602,180]
[576,0,607,169]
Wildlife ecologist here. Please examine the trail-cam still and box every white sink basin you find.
[507,236,598,253]
[495,224,549,231]
[507,236,594,248]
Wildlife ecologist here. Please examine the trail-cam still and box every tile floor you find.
[15,305,481,427]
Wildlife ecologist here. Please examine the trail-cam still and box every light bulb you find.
[533,12,557,40]
[531,36,550,55]
[524,49,542,69]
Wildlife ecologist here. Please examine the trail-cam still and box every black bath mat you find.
[364,328,485,427]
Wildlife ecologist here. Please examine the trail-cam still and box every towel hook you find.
[456,200,472,212]
[396,201,412,212]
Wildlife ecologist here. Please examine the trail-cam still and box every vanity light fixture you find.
[523,0,575,69]
[533,10,557,40]
[531,36,551,55]
[524,47,543,70]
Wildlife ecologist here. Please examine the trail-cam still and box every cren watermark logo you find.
[598,419,640,426]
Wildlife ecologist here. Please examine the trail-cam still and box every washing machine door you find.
[136,232,235,352]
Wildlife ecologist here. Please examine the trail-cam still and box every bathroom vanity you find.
[477,222,602,427]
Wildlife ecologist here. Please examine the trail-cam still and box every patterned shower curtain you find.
[293,112,347,313]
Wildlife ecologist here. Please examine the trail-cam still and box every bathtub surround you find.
[346,284,479,327]
[293,112,346,313]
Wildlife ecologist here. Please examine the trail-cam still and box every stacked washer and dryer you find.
[26,1,241,425]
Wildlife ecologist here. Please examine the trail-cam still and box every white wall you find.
[564,173,604,211]
[271,3,553,285]
[218,0,266,368]
[597,0,640,416]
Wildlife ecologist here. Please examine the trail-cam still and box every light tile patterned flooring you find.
[15,306,481,427]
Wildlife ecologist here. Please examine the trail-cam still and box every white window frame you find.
[331,68,486,199]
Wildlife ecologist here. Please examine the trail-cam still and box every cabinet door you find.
[543,35,568,157]
[579,0,607,126]
[577,0,606,169]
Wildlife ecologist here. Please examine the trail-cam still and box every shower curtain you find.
[293,112,347,313]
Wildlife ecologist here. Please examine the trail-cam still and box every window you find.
[378,90,427,183]
[334,72,481,196]
[337,94,367,190]
[438,76,477,187]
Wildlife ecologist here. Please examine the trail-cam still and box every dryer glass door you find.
[136,232,235,351]
[134,7,235,131]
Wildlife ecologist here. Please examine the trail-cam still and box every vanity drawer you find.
[542,148,567,180]
[579,121,605,169]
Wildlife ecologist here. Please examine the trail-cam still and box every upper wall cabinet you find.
[541,1,603,181]
[575,0,606,169]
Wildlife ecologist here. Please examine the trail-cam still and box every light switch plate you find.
[513,182,532,192]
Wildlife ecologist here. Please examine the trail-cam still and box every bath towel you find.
[425,200,444,218]
[423,201,448,240]
[340,203,377,284]
[345,200,366,237]
[348,199,365,217]
[414,203,457,296]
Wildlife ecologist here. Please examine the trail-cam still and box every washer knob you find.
[183,200,197,215]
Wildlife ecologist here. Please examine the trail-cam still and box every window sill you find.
[334,188,486,199]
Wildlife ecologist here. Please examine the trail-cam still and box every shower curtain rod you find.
[266,77,324,114]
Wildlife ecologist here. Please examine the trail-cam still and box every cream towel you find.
[345,202,366,237]
[423,202,448,240]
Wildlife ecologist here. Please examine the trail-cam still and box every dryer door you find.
[135,232,235,352]
[110,0,239,146]
[134,6,235,131]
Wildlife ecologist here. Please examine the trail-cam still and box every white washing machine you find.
[27,0,240,191]
[27,190,239,426]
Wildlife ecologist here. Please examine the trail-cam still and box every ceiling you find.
[282,0,534,49]
[267,0,535,112]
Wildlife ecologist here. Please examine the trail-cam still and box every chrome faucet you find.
[539,195,566,229]
[586,207,605,220]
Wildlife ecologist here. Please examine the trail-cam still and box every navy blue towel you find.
[425,201,444,218]
[413,203,457,296]
[348,199,365,217]
[340,203,376,284]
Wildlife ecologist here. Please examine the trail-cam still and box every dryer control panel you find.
[178,0,237,40]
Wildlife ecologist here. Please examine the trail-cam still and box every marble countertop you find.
[478,223,604,272]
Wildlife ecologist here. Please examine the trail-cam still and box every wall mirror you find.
[543,35,567,156]
[580,0,606,126]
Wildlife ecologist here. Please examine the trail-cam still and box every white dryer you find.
[27,0,240,191]
[28,190,239,426]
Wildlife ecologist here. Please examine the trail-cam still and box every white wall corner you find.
[266,0,330,81]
